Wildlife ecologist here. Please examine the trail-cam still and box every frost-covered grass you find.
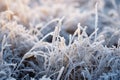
[0,0,120,80]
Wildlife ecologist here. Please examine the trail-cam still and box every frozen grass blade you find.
[95,2,98,42]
